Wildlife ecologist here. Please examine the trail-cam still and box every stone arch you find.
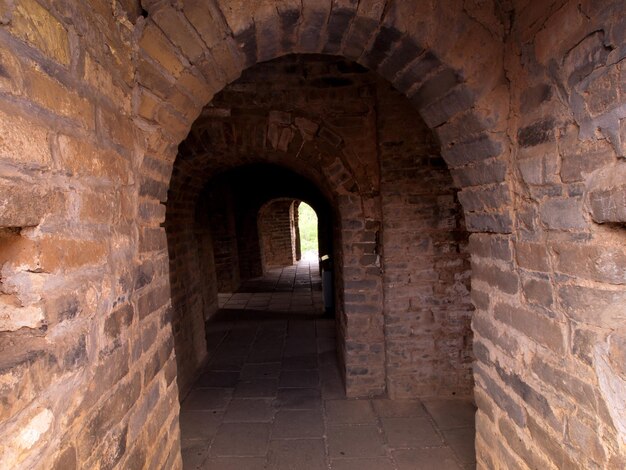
[166,144,371,396]
[136,0,512,233]
[4,1,625,468]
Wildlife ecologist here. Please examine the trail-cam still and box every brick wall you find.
[1,0,625,468]
[0,1,182,468]
[258,199,297,270]
[377,80,473,398]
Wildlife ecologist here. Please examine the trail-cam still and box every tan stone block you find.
[0,46,24,94]
[183,0,227,47]
[208,40,244,83]
[9,0,70,65]
[0,296,44,331]
[97,107,136,151]
[156,106,189,142]
[0,0,14,24]
[0,183,64,227]
[0,228,38,269]
[534,1,587,65]
[57,134,128,181]
[136,87,160,121]
[167,88,198,122]
[39,237,107,272]
[552,242,626,284]
[139,23,186,78]
[25,67,94,128]
[0,107,52,166]
[152,7,205,63]
[177,69,214,106]
[514,241,550,272]
[79,191,119,223]
[84,53,130,114]
[1,407,54,466]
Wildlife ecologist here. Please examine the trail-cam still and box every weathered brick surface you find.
[377,81,473,398]
[258,199,298,270]
[1,0,625,468]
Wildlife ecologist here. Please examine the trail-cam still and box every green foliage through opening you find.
[298,202,318,256]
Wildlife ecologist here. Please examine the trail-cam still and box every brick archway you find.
[137,1,512,230]
[1,1,625,468]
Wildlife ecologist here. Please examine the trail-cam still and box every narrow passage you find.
[181,260,476,469]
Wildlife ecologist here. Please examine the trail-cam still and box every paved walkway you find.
[181,260,476,469]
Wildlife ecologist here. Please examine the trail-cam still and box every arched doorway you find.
[165,54,475,468]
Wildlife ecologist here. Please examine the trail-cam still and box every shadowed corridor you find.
[180,260,476,469]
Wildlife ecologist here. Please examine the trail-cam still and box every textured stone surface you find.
[0,0,625,468]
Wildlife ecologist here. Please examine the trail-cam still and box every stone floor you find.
[181,260,476,469]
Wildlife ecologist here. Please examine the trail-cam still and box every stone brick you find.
[527,415,577,469]
[136,57,174,99]
[57,134,128,181]
[494,302,565,354]
[152,7,205,63]
[182,0,226,48]
[79,191,118,223]
[472,261,519,295]
[450,159,507,187]
[495,364,559,427]
[0,107,52,167]
[77,375,139,458]
[514,241,550,272]
[587,163,626,224]
[517,119,555,148]
[136,284,170,320]
[557,284,626,329]
[471,288,490,310]
[84,53,129,113]
[9,0,69,64]
[469,234,512,261]
[498,417,551,470]
[0,0,14,24]
[474,363,526,427]
[552,242,626,284]
[465,211,513,233]
[361,25,402,70]
[104,304,134,341]
[458,184,511,212]
[140,23,186,78]
[52,445,77,470]
[25,67,94,129]
[39,237,106,272]
[560,144,615,184]
[2,3,626,468]
[323,3,357,55]
[530,357,596,410]
[420,85,476,129]
[588,184,626,224]
[522,276,553,308]
[442,134,503,167]
[377,37,424,82]
[0,183,64,227]
[0,45,24,95]
[520,84,553,114]
[410,68,459,108]
[97,107,136,151]
[540,198,587,230]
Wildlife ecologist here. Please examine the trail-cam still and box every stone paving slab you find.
[272,409,324,438]
[182,261,476,469]
[222,398,275,423]
[267,439,327,470]
[330,457,396,470]
[326,424,387,458]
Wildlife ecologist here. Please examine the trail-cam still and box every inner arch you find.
[166,54,473,400]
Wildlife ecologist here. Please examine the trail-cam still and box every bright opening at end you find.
[298,202,318,262]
